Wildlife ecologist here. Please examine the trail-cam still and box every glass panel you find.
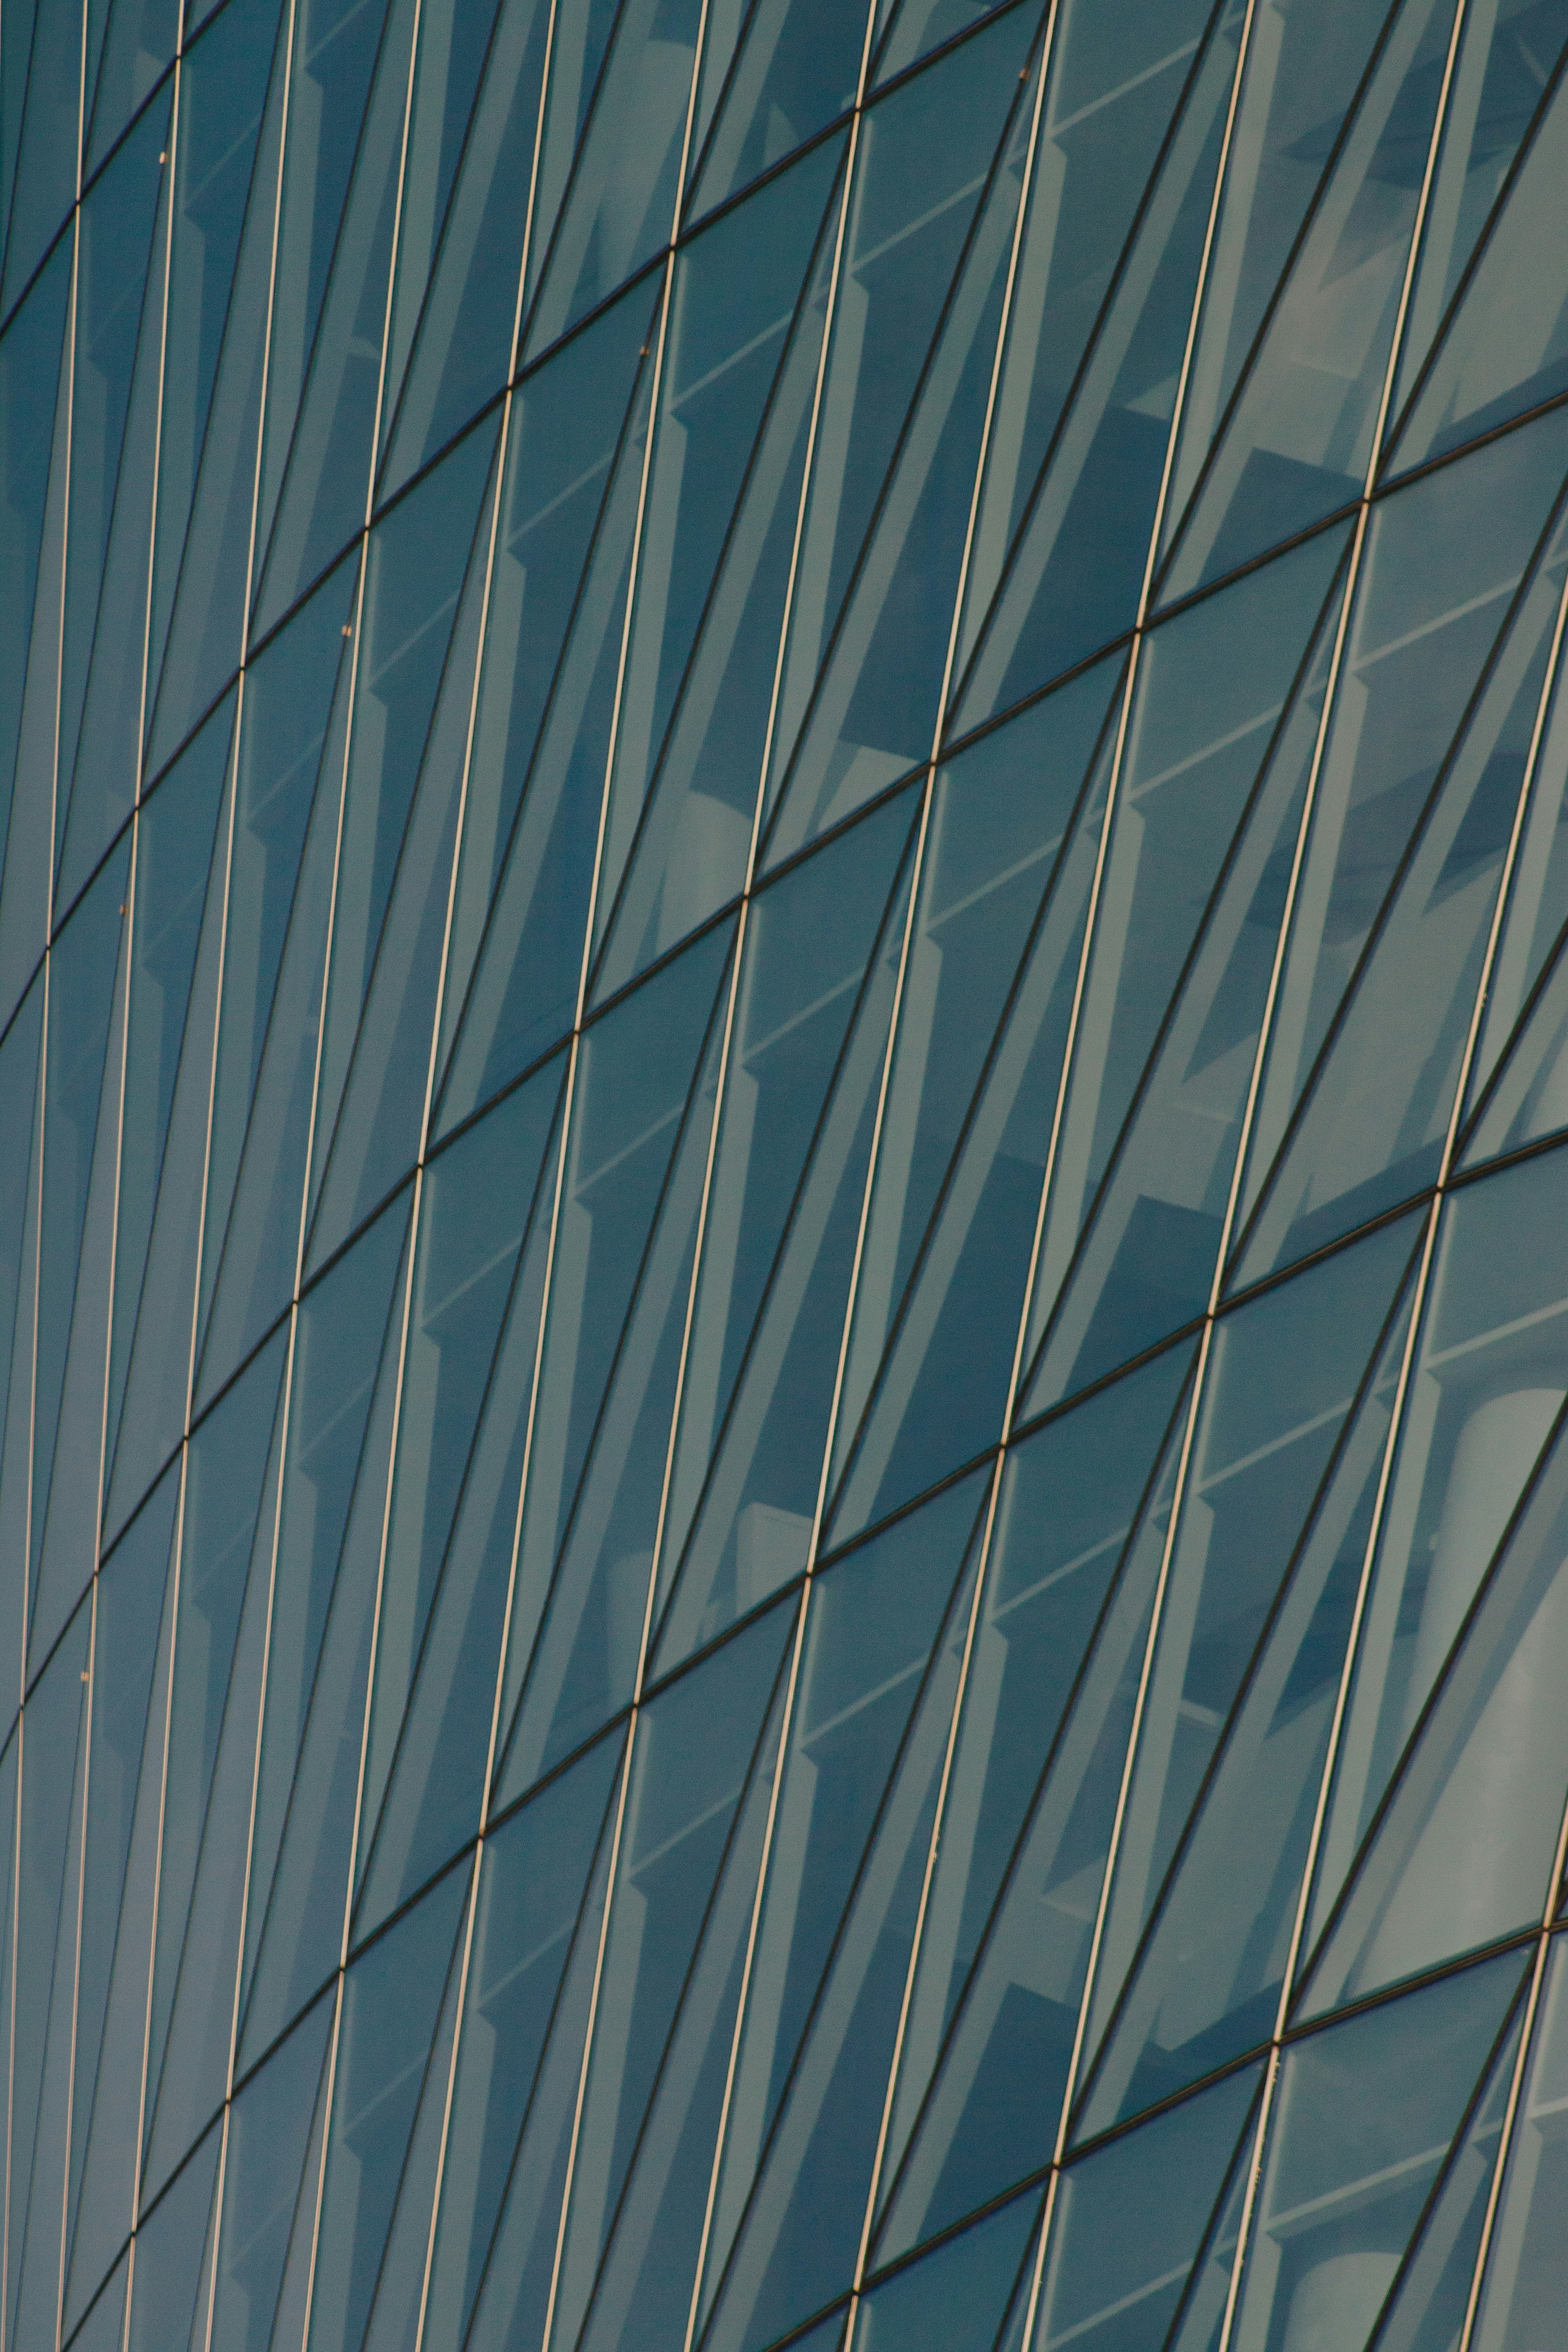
[1229,1952,1524,2352]
[947,0,1217,687]
[819,684,1118,1547]
[1037,2064,1261,2352]
[236,1201,413,2070]
[948,1,1240,732]
[1235,492,1568,1281]
[1387,0,1568,423]
[757,6,1038,841]
[376,0,552,492]
[305,1867,468,2352]
[302,421,502,1270]
[693,1531,983,2352]
[1369,1991,1524,2352]
[690,1472,987,2329]
[1154,0,1410,582]
[1077,1217,1417,2111]
[872,1355,1194,2263]
[0,246,71,986]
[54,90,173,911]
[857,2181,1042,2352]
[763,24,1040,866]
[103,694,233,1500]
[1019,527,1352,1419]
[434,1731,625,2352]
[521,0,704,358]
[490,919,735,1803]
[1075,1236,1419,2134]
[203,1998,334,2352]
[142,0,290,776]
[687,0,866,216]
[1470,1934,1568,2352]
[1301,1149,1568,2002]
[1159,0,1460,600]
[60,1471,179,2332]
[1228,402,1568,1289]
[122,2125,221,2352]
[351,1058,565,1938]
[1390,36,1568,467]
[640,786,915,1676]
[546,1601,794,2351]
[435,286,662,1132]
[588,136,847,995]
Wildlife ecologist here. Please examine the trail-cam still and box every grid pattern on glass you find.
[4,0,1568,2348]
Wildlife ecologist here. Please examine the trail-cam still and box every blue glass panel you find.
[1367,1990,1523,2352]
[547,1602,794,2352]
[59,1470,178,2328]
[1153,0,1411,590]
[84,0,178,170]
[858,2181,1041,2352]
[432,1730,625,2352]
[1235,495,1568,1281]
[50,92,171,910]
[435,284,660,1131]
[1228,401,1568,1289]
[1074,1225,1420,2135]
[521,0,703,358]
[1389,1,1568,424]
[136,1330,288,2196]
[1159,0,1461,600]
[306,1867,468,2352]
[1390,35,1568,467]
[488,918,735,1802]
[27,845,130,1655]
[871,1371,1190,2262]
[1299,1147,1568,2000]
[0,244,70,967]
[142,4,292,777]
[352,1057,564,1938]
[683,1471,984,2328]
[687,0,865,217]
[588,134,846,994]
[1230,1952,1523,2352]
[0,0,81,313]
[122,2124,221,2352]
[1038,2065,1260,2352]
[247,0,397,581]
[236,1199,412,2070]
[1074,1217,1417,2122]
[204,1997,334,2352]
[251,0,421,636]
[818,682,1119,1547]
[302,421,501,1270]
[763,31,1039,866]
[693,1530,983,2352]
[1469,1934,1568,2352]
[142,0,285,718]
[758,4,1036,834]
[1018,526,1350,1420]
[944,0,1215,689]
[7,1601,92,2352]
[0,978,43,1719]
[103,692,233,1494]
[949,2,1238,731]
[643,785,915,1672]
[378,0,553,490]
[590,150,848,1004]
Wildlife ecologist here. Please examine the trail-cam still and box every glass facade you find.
[4,0,1568,2346]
